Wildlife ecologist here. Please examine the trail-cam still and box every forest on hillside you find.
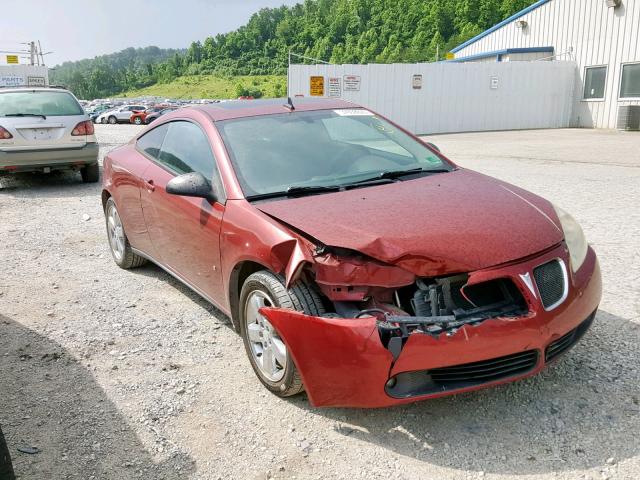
[51,0,536,99]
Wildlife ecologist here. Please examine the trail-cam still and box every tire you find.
[100,117,107,124]
[239,271,324,397]
[133,117,142,125]
[104,198,147,269]
[81,163,99,183]
[108,116,117,125]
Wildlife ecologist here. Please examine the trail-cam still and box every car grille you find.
[386,350,539,398]
[533,259,566,310]
[545,311,596,362]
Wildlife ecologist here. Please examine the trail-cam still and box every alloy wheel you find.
[107,204,125,262]
[244,290,287,382]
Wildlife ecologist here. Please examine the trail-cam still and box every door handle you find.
[144,179,155,192]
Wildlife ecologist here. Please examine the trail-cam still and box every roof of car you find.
[192,97,358,121]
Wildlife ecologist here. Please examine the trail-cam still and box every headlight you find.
[553,205,588,272]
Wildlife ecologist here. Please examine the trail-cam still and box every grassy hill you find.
[121,74,287,100]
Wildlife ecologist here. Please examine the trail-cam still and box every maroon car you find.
[102,98,601,408]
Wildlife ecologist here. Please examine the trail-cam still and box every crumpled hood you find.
[256,169,564,277]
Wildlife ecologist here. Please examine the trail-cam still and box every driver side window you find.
[157,121,226,202]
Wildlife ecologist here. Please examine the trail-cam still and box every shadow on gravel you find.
[134,264,233,327]
[300,310,640,475]
[0,314,195,479]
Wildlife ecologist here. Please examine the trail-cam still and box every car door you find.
[118,123,170,259]
[140,120,226,305]
[115,107,129,122]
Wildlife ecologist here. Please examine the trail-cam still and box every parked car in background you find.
[88,105,111,123]
[0,86,99,182]
[97,105,146,124]
[130,105,169,125]
[143,107,178,124]
[101,98,601,408]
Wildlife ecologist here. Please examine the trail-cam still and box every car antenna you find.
[284,96,295,111]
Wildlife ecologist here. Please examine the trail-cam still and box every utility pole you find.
[29,41,36,66]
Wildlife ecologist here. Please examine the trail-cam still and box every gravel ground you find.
[1,125,639,480]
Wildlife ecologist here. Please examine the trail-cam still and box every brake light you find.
[0,126,13,139]
[71,120,95,136]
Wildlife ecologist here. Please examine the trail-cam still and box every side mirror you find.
[424,141,440,152]
[166,172,216,201]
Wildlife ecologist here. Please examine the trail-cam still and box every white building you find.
[451,0,640,129]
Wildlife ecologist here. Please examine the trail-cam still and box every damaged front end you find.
[261,244,601,408]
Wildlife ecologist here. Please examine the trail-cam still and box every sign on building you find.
[343,75,361,91]
[310,76,325,96]
[27,76,46,86]
[6,55,19,64]
[0,75,26,87]
[412,74,423,89]
[490,76,499,89]
[328,77,341,97]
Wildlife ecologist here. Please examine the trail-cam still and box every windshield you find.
[0,90,84,117]
[218,109,452,197]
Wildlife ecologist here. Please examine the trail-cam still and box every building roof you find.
[451,0,553,53]
[449,46,554,62]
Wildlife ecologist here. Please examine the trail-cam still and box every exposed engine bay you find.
[301,248,530,359]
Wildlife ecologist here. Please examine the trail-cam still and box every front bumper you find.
[0,143,99,173]
[261,245,602,408]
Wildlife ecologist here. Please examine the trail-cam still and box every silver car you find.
[96,105,146,124]
[0,86,99,182]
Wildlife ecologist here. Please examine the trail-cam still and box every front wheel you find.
[108,116,117,125]
[133,117,142,125]
[239,271,324,397]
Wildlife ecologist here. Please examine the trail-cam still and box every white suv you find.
[0,86,99,182]
[96,105,146,124]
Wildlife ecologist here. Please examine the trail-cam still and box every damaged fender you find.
[259,308,394,408]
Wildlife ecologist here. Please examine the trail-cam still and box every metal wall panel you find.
[288,61,576,135]
[455,0,640,128]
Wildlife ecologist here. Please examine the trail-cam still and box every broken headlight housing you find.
[553,205,588,272]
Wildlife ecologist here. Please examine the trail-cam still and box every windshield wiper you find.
[246,185,342,201]
[286,185,341,195]
[4,113,47,120]
[352,167,451,184]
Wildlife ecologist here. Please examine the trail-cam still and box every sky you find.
[1,0,301,66]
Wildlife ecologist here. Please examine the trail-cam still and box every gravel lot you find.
[1,124,639,480]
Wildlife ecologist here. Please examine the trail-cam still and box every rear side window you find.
[158,121,225,201]
[0,90,84,117]
[136,124,168,159]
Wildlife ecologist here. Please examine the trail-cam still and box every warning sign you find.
[310,76,325,96]
[6,55,19,64]
[328,77,341,97]
[343,75,361,91]
[412,74,423,89]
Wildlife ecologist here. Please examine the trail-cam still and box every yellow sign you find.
[445,52,455,60]
[6,55,19,64]
[310,76,325,96]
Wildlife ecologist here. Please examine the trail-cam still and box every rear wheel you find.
[108,116,117,125]
[81,163,99,183]
[239,271,324,397]
[133,117,142,125]
[105,198,147,269]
